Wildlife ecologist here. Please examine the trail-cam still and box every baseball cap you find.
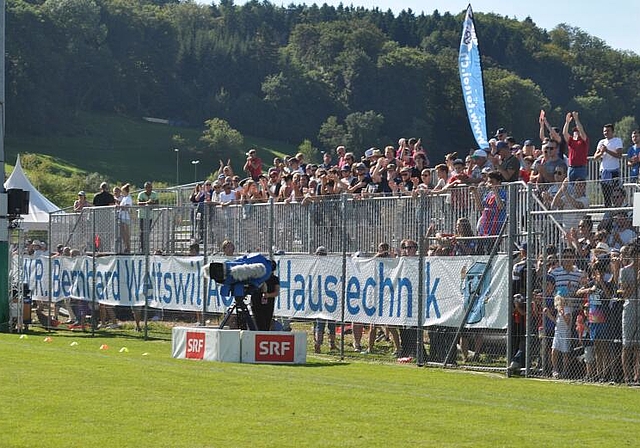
[523,139,533,146]
[495,127,506,137]
[471,149,487,158]
[341,164,351,171]
[78,191,86,196]
[592,242,611,254]
[496,141,509,150]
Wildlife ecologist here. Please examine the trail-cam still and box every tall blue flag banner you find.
[459,4,489,150]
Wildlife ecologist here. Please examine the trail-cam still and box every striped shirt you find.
[477,189,507,236]
[551,265,585,309]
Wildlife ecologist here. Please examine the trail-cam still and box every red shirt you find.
[244,157,263,180]
[567,137,589,167]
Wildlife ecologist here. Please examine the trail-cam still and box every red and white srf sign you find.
[255,334,295,362]
[185,331,206,359]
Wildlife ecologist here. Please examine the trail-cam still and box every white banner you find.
[20,254,509,329]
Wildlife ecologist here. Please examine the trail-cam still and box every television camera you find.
[203,253,273,330]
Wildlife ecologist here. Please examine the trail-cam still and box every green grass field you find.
[2,326,640,448]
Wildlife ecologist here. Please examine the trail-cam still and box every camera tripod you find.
[218,296,257,331]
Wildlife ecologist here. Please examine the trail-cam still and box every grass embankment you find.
[5,112,297,206]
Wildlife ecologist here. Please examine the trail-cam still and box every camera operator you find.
[250,260,280,331]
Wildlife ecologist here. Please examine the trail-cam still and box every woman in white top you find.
[112,186,122,205]
[119,184,132,253]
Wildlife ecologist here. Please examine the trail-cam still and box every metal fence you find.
[14,167,640,381]
[38,187,516,371]
[49,189,518,257]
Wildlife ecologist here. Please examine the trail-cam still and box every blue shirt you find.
[626,145,640,177]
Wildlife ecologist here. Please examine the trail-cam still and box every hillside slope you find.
[4,113,296,189]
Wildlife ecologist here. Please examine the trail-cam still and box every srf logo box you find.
[255,334,295,362]
[185,332,206,359]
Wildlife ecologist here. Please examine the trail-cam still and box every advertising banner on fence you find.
[20,254,509,329]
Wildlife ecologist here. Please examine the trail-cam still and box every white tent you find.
[4,154,62,230]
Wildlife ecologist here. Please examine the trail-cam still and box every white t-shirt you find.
[219,190,236,203]
[598,137,623,171]
[119,194,132,223]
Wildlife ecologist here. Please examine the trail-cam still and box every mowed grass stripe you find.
[2,332,640,447]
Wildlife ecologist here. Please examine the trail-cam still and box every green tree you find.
[568,96,610,139]
[484,68,550,141]
[262,69,338,142]
[6,0,68,132]
[297,139,320,164]
[41,0,111,113]
[344,111,384,155]
[376,43,433,138]
[200,118,244,156]
[317,116,348,152]
[615,116,639,148]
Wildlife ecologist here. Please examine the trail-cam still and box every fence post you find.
[416,192,426,367]
[143,212,150,340]
[306,202,312,254]
[47,216,53,331]
[91,208,97,336]
[525,182,535,377]
[340,193,348,361]
[201,205,208,326]
[506,183,517,375]
[268,197,274,259]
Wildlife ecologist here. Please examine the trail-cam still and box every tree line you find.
[6,0,640,163]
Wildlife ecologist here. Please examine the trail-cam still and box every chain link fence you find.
[16,175,640,382]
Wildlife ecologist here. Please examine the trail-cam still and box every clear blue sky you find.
[201,0,639,54]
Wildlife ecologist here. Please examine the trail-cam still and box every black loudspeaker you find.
[7,189,30,215]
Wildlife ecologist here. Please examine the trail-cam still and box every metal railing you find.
[20,163,640,383]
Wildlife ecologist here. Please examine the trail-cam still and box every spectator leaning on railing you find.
[469,171,506,238]
[93,181,115,207]
[137,181,159,254]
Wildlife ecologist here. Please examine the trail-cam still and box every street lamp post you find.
[174,148,179,186]
[191,160,200,182]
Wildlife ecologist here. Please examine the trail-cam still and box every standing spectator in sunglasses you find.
[531,140,567,184]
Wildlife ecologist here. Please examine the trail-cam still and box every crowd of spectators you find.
[185,111,638,254]
[509,237,640,385]
[17,110,640,379]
